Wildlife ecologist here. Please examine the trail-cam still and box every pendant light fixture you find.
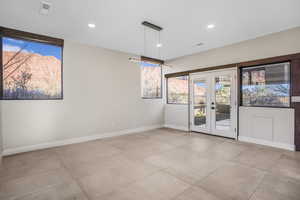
[129,21,172,68]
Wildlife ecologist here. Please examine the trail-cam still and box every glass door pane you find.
[214,75,231,131]
[193,79,208,129]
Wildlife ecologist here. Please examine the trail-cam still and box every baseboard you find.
[164,124,189,131]
[238,136,295,151]
[2,124,163,156]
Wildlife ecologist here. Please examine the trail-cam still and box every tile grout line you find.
[55,147,167,200]
[53,150,91,200]
[1,152,74,199]
[168,185,192,200]
[95,168,173,199]
[171,162,228,200]
[5,184,57,200]
[247,172,267,200]
[193,161,267,200]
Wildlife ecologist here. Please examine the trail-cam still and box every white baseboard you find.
[164,124,189,131]
[2,124,163,156]
[238,136,295,151]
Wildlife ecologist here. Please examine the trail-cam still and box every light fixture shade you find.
[129,56,172,68]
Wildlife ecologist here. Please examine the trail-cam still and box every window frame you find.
[0,26,64,100]
[140,56,163,99]
[239,61,292,108]
[166,75,189,105]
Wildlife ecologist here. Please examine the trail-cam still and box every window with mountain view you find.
[167,75,188,104]
[141,62,162,98]
[241,62,290,107]
[2,36,63,100]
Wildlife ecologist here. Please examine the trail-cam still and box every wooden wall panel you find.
[292,59,300,151]
[293,103,300,151]
[291,59,300,96]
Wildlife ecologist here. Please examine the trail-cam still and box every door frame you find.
[189,73,212,134]
[189,68,238,139]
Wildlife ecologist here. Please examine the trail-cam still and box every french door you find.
[190,69,237,139]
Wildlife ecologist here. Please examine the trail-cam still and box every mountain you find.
[3,51,62,98]
[168,77,205,95]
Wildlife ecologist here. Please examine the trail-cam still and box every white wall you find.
[239,107,294,150]
[164,27,300,150]
[165,104,189,131]
[166,27,300,72]
[1,41,164,153]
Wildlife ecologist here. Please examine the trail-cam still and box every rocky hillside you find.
[3,51,62,97]
[169,77,205,95]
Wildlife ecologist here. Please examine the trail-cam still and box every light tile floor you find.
[0,128,300,200]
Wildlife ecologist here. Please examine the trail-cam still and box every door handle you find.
[211,107,215,110]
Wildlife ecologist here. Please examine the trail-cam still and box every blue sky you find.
[141,61,159,67]
[195,82,207,87]
[3,37,62,60]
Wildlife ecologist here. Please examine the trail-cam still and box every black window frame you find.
[140,56,163,99]
[0,26,64,100]
[239,61,292,108]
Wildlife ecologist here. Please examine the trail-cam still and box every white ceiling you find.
[0,0,300,60]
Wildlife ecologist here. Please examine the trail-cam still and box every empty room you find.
[0,0,300,199]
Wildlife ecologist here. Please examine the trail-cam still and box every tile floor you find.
[0,128,300,200]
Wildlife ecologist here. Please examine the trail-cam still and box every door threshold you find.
[190,131,236,140]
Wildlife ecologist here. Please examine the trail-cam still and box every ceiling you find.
[0,0,300,60]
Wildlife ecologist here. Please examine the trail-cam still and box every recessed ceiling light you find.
[156,43,162,48]
[207,24,215,29]
[88,23,96,28]
[40,1,51,15]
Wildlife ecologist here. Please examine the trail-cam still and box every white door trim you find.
[189,73,211,134]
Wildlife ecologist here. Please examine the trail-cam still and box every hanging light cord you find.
[158,31,161,59]
[142,24,163,60]
[143,26,146,57]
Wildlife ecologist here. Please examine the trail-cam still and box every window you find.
[167,75,189,104]
[141,61,162,98]
[241,62,290,107]
[1,27,63,100]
